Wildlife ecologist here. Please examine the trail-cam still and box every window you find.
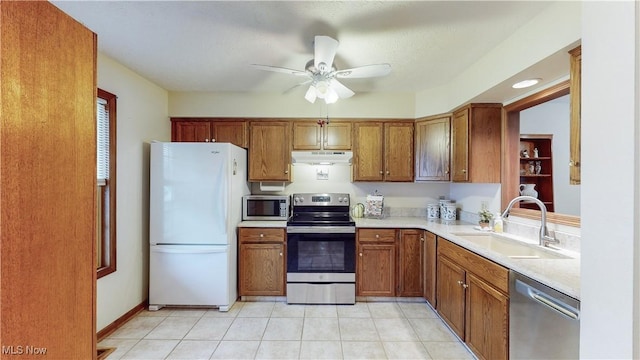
[97,88,117,278]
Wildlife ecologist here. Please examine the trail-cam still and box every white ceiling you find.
[53,1,568,101]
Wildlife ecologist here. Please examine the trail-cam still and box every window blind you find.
[97,97,109,185]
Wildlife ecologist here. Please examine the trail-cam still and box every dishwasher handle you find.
[516,279,580,320]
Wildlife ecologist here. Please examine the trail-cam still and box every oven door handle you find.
[286,226,355,234]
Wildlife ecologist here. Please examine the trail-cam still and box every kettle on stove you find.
[351,203,365,218]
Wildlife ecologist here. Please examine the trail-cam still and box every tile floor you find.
[99,300,475,360]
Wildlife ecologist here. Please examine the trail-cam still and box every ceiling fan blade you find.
[329,79,355,99]
[251,64,309,77]
[335,64,392,78]
[313,36,339,72]
[283,79,312,94]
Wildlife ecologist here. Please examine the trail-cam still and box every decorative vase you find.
[479,221,491,229]
[519,183,538,198]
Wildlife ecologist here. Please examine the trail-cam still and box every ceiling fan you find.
[252,35,391,104]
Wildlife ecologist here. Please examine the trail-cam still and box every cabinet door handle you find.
[260,233,264,238]
[379,170,383,175]
[359,253,363,257]
[284,170,289,174]
[457,280,464,285]
[375,234,380,239]
[420,237,425,241]
[462,284,469,289]
[386,170,390,175]
[462,169,467,173]
[279,252,283,256]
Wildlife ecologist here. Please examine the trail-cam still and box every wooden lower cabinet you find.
[356,228,397,296]
[238,228,286,296]
[423,232,437,307]
[398,229,424,296]
[436,239,509,360]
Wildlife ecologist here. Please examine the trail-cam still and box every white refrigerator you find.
[148,142,249,311]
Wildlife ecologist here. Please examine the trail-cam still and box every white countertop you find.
[238,216,580,300]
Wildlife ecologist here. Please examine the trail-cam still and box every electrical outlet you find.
[480,201,489,210]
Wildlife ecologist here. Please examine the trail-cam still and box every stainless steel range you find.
[286,193,356,305]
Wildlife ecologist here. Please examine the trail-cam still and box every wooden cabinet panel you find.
[212,121,247,148]
[436,238,509,360]
[353,121,414,182]
[398,229,423,296]
[239,243,285,296]
[292,122,321,150]
[238,227,286,296]
[436,255,466,339]
[353,122,385,181]
[357,243,396,297]
[1,2,96,357]
[172,121,212,142]
[465,273,508,360]
[415,115,451,181]
[384,122,414,181]
[293,120,352,150]
[569,45,581,185]
[423,232,437,306]
[249,121,291,181]
[358,228,397,243]
[171,118,247,148]
[451,104,501,183]
[324,121,352,150]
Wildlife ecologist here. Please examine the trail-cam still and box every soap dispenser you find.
[493,213,503,233]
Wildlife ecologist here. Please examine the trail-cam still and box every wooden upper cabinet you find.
[249,121,291,182]
[353,122,385,181]
[292,120,352,150]
[451,104,501,183]
[569,45,581,185]
[353,121,414,182]
[171,118,247,148]
[415,114,451,181]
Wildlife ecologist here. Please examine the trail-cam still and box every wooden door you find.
[384,122,414,181]
[353,122,384,181]
[415,116,451,181]
[1,2,96,358]
[451,108,469,182]
[212,121,247,148]
[249,121,291,181]
[323,121,352,150]
[292,121,321,150]
[172,121,212,142]
[465,273,508,360]
[436,256,466,339]
[357,244,396,296]
[423,232,437,306]
[467,105,502,183]
[398,230,423,296]
[239,243,285,296]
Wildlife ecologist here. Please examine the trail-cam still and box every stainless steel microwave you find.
[242,195,290,221]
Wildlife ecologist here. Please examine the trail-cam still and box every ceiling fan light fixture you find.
[325,88,339,104]
[304,86,317,103]
[512,78,541,89]
[315,80,330,98]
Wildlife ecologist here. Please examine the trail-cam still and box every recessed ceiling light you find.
[512,78,541,89]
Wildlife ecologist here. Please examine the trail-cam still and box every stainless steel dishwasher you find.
[510,271,580,359]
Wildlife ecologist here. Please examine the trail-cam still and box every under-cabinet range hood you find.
[291,151,352,166]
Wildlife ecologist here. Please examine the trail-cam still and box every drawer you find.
[438,238,509,294]
[357,228,397,243]
[238,227,285,243]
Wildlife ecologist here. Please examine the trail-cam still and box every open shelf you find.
[519,134,554,212]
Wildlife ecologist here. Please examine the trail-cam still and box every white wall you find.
[96,54,170,331]
[520,95,580,216]
[581,1,639,358]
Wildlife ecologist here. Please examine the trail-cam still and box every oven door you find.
[286,226,355,274]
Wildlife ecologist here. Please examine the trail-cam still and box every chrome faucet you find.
[501,196,558,247]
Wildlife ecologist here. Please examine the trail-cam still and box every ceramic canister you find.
[439,199,452,219]
[427,203,440,219]
[441,203,457,221]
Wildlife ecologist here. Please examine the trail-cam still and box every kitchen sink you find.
[451,233,572,259]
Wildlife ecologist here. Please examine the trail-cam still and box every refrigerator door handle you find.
[151,246,228,254]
